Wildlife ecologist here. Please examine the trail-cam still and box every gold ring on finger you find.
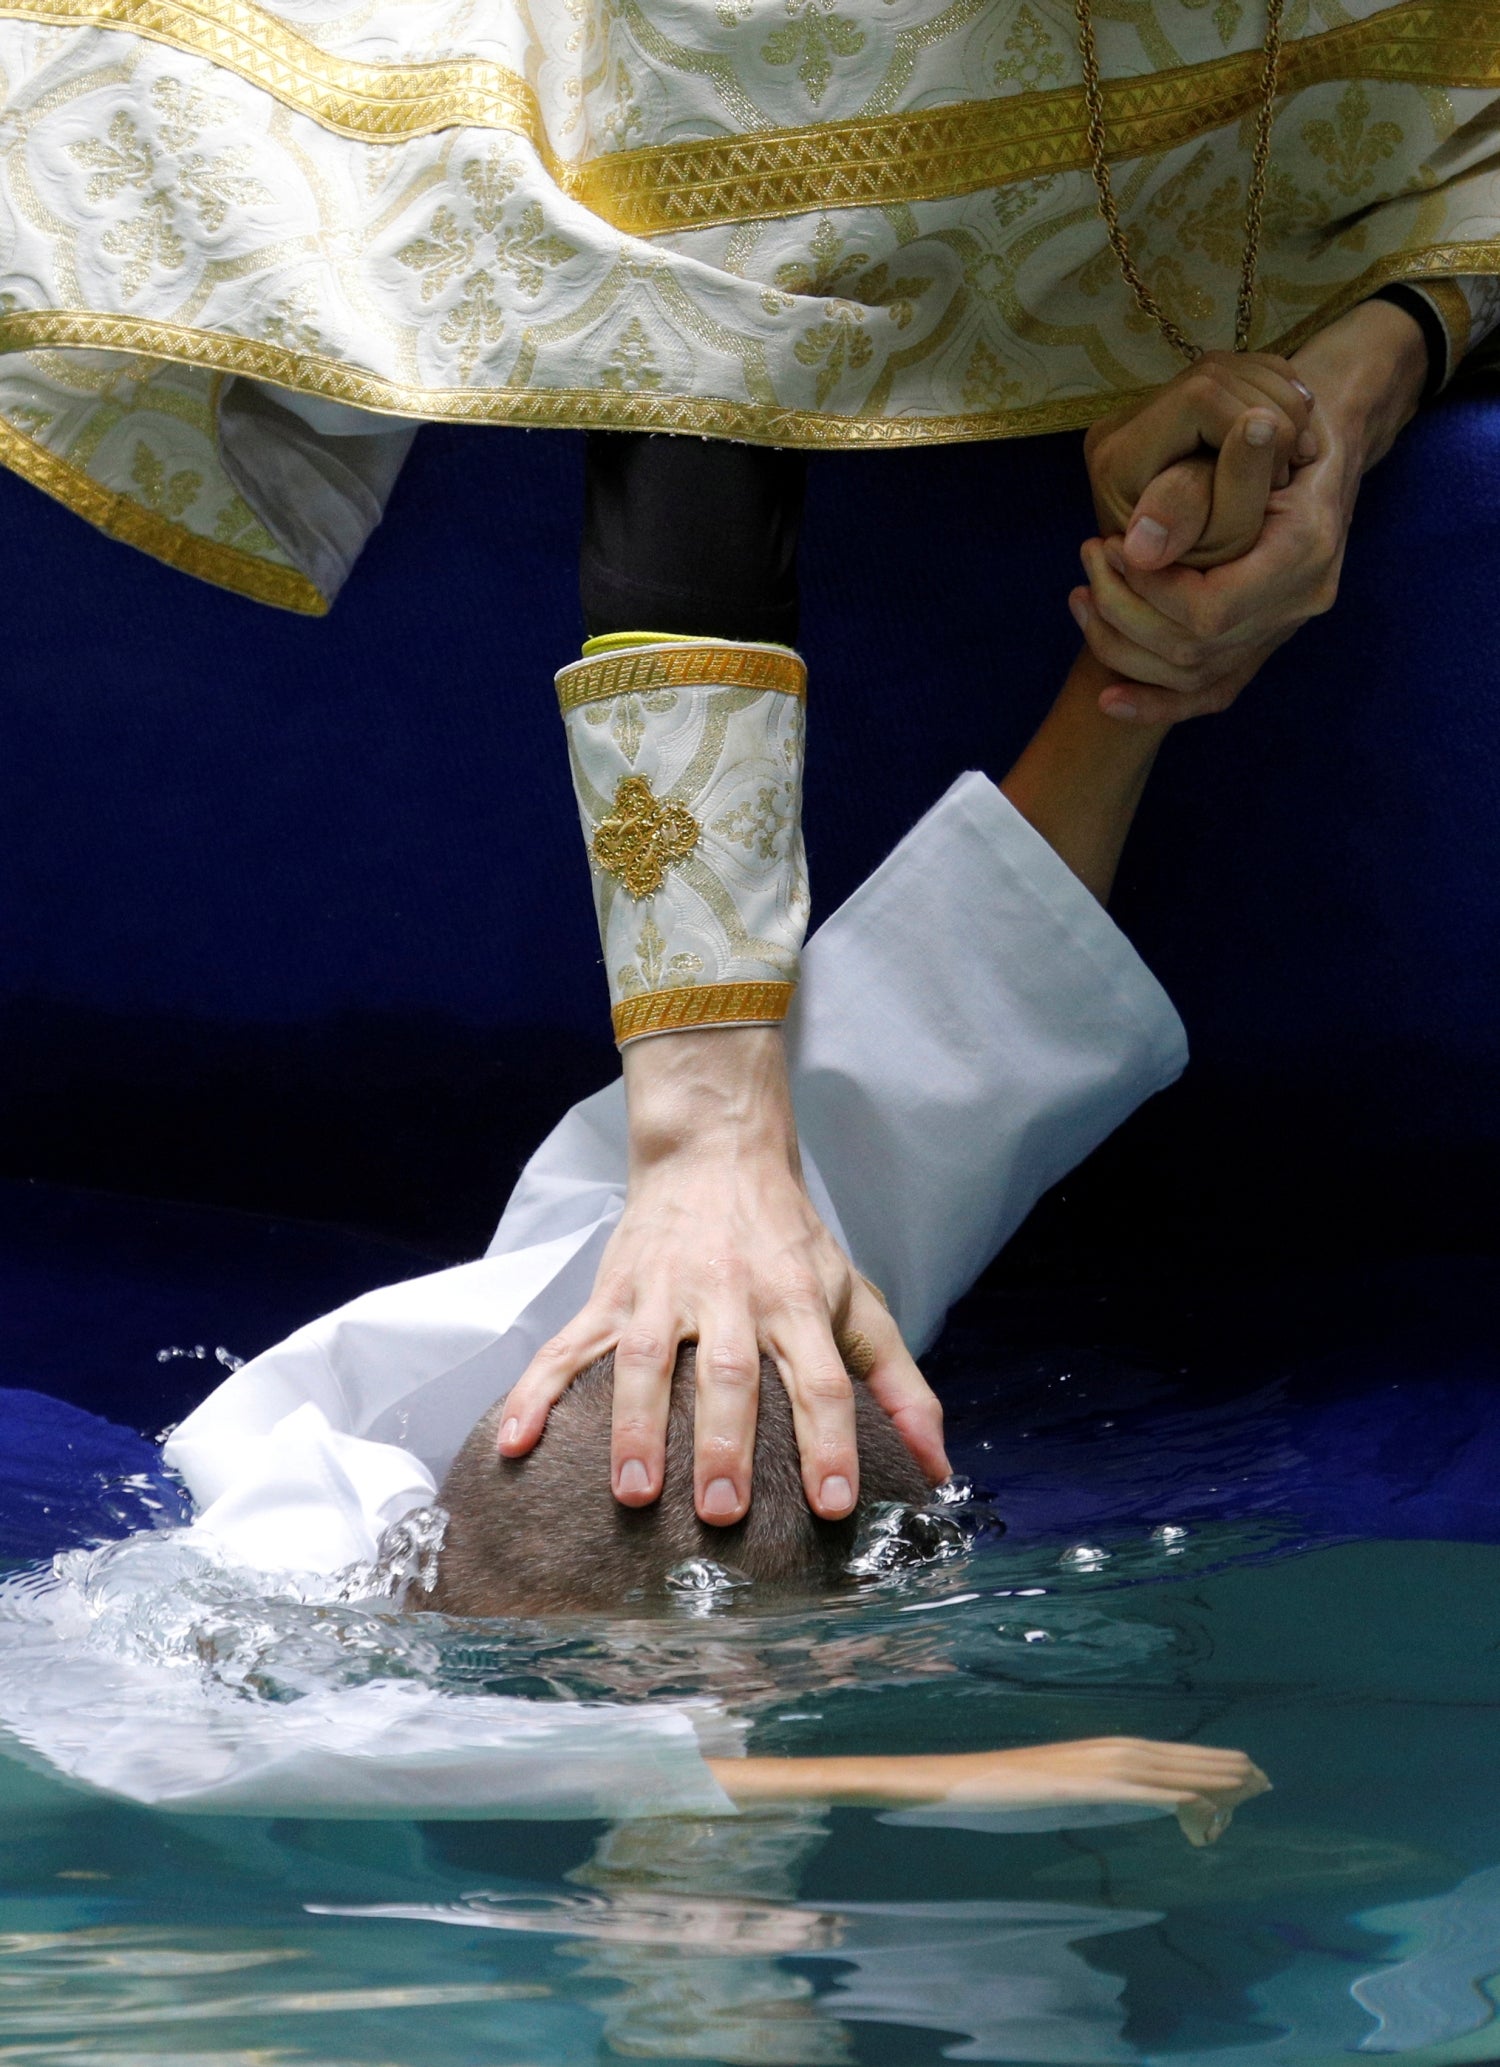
[836,1329,877,1379]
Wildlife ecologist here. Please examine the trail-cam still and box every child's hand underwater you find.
[710,1736,1270,1847]
[935,1736,1271,1846]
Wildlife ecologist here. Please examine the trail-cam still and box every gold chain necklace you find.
[1073,0,1285,359]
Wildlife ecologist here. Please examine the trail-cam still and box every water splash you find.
[332,1507,450,1609]
[154,1344,243,1370]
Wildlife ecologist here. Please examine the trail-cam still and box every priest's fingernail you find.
[1125,515,1169,562]
[617,1457,652,1497]
[1291,377,1315,407]
[820,1474,854,1514]
[1103,695,1139,722]
[499,1417,520,1449]
[1068,592,1090,630]
[1295,429,1318,461]
[701,1477,740,1522]
[1244,413,1276,448]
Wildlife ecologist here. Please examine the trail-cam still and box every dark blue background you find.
[2,391,1497,1270]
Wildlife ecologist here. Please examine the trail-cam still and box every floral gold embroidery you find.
[775,220,932,328]
[396,148,576,377]
[762,0,866,106]
[213,494,277,552]
[714,781,795,862]
[1213,0,1243,44]
[993,6,1065,93]
[616,914,703,997]
[778,219,936,401]
[599,315,662,392]
[258,289,322,353]
[583,683,677,761]
[960,336,1024,410]
[599,58,644,151]
[592,775,700,898]
[67,80,269,298]
[1302,84,1405,199]
[794,304,870,402]
[130,439,201,519]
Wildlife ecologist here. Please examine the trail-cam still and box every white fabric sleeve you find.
[216,379,418,602]
[785,771,1186,1350]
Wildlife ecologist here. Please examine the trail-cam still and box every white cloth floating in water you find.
[0,773,1185,1818]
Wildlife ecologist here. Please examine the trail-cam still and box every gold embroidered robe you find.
[0,0,1497,610]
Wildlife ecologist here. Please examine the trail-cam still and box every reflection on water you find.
[315,1812,1162,2066]
[4,1533,1500,2064]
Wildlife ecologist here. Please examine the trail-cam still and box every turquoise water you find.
[6,1523,1500,2064]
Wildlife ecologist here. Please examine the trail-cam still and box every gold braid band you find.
[612,981,797,1045]
[557,642,807,714]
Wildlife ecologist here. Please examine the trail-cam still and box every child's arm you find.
[999,649,1168,904]
[707,1736,1268,1848]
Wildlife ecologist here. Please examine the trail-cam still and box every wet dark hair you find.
[427,1346,930,1617]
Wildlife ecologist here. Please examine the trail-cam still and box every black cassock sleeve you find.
[580,432,807,646]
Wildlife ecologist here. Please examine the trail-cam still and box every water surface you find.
[5,1521,1500,2065]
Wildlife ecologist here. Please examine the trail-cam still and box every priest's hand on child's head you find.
[495,1024,949,1526]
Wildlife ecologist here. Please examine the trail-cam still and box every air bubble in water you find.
[847,1502,968,1578]
[663,1560,752,1616]
[664,1559,751,1597]
[1059,1544,1111,1571]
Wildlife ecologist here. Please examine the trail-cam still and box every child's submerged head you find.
[427,1346,931,1617]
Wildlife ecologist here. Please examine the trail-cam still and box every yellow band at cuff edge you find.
[559,642,807,713]
[613,980,796,1045]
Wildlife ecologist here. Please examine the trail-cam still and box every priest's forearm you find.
[1290,295,1429,484]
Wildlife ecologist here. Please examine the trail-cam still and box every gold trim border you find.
[558,642,807,713]
[585,1,1500,236]
[613,980,796,1044]
[4,236,1499,612]
[3,0,549,149]
[7,240,1498,451]
[0,411,326,612]
[1,0,1497,233]
[1419,277,1474,377]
